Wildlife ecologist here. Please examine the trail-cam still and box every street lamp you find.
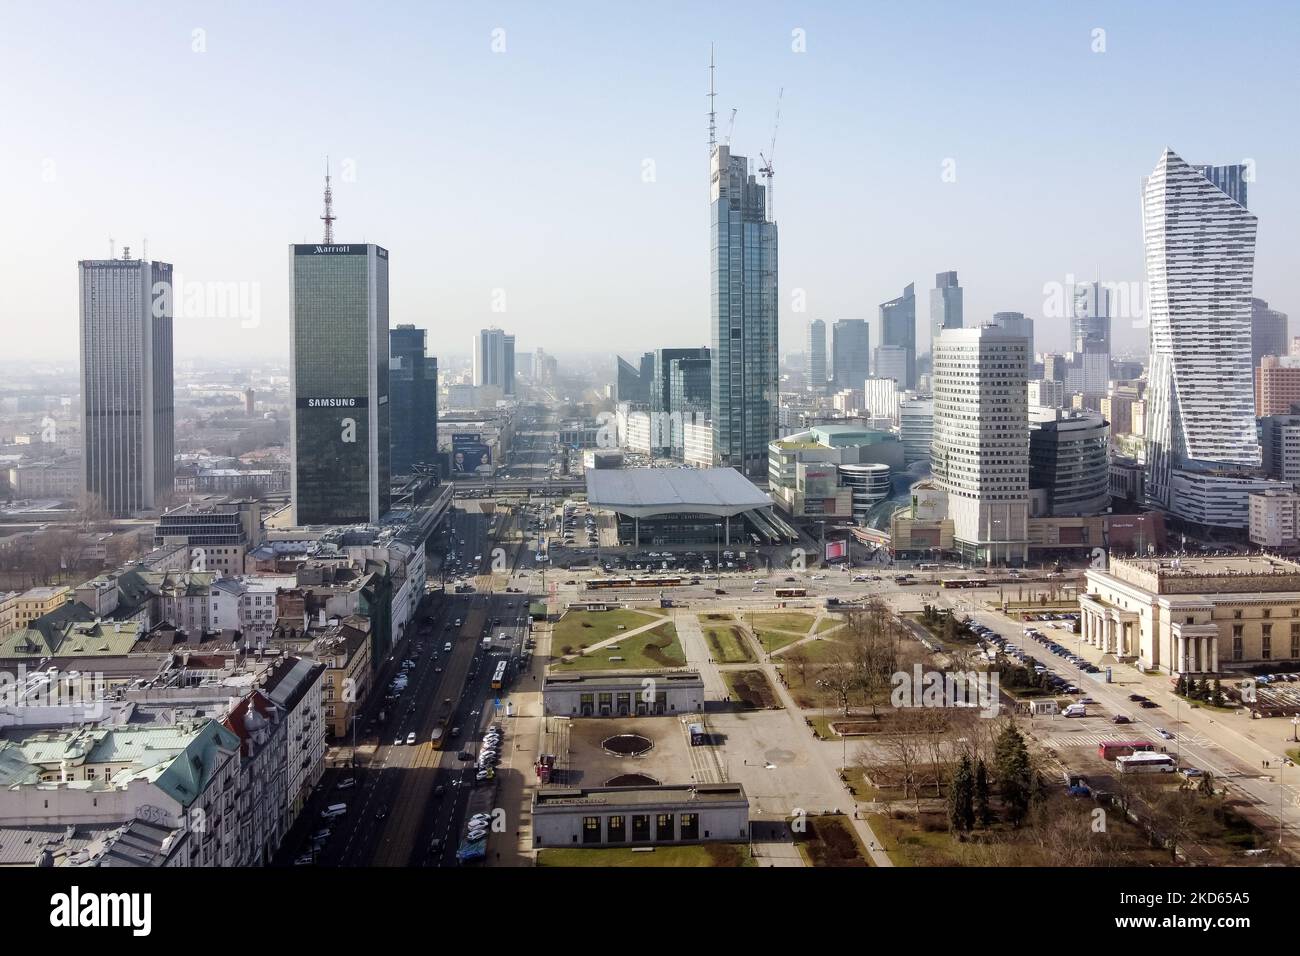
[715,523,723,588]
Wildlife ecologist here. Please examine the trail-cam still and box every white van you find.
[1062,703,1088,718]
[322,803,348,819]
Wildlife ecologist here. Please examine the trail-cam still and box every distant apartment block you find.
[1249,490,1300,550]
[6,458,83,500]
[1256,355,1300,417]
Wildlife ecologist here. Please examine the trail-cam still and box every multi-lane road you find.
[285,500,532,867]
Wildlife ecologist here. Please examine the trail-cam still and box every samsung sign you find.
[298,397,369,408]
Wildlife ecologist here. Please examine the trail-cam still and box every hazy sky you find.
[2,1,1296,365]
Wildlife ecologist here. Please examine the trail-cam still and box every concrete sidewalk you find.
[738,622,894,866]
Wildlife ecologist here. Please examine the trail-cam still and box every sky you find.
[1,0,1297,366]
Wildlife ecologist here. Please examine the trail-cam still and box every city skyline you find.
[2,2,1297,364]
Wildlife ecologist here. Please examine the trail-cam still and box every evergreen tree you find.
[974,758,992,826]
[1211,678,1224,708]
[947,754,975,832]
[994,723,1033,826]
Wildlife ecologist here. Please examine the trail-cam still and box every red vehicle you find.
[535,753,557,783]
[1097,740,1155,761]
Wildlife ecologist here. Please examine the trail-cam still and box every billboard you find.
[451,433,492,474]
[825,540,848,562]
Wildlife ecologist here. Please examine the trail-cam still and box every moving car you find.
[406,732,417,745]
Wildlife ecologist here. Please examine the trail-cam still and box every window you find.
[607,815,626,842]
[1263,637,1272,661]
[1263,608,1272,619]
[1233,609,1243,620]
[1233,625,1243,639]
[1292,635,1299,659]
[631,815,650,841]
[1186,616,1195,625]
[655,813,675,841]
[1263,624,1273,640]
[582,816,601,844]
[1233,637,1243,662]
[679,812,700,840]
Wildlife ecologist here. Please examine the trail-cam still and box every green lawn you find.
[814,615,845,634]
[550,622,685,671]
[537,844,754,867]
[789,637,851,663]
[551,608,661,655]
[750,611,817,635]
[701,620,755,664]
[754,628,805,655]
[841,767,881,803]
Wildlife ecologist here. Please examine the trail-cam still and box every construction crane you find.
[724,108,738,147]
[757,87,783,221]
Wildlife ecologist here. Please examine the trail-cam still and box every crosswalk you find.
[1036,729,1219,752]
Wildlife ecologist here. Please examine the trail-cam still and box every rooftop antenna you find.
[109,237,115,259]
[724,108,738,146]
[707,44,717,153]
[320,156,336,243]
[142,238,148,262]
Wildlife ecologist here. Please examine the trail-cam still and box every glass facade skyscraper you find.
[1251,297,1289,385]
[474,328,515,396]
[389,324,438,476]
[929,271,962,353]
[710,144,778,477]
[615,352,654,404]
[290,243,391,525]
[78,254,174,516]
[880,283,917,389]
[805,319,827,392]
[831,319,870,390]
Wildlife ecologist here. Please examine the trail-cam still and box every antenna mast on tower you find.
[707,44,717,153]
[320,156,337,243]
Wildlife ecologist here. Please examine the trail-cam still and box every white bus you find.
[1115,752,1176,774]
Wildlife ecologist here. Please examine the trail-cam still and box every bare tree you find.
[822,642,863,717]
[884,710,927,815]
[1151,790,1207,863]
[918,708,952,797]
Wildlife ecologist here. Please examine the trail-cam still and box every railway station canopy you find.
[584,467,773,519]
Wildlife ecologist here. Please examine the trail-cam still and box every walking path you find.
[732,616,893,866]
[675,611,731,703]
